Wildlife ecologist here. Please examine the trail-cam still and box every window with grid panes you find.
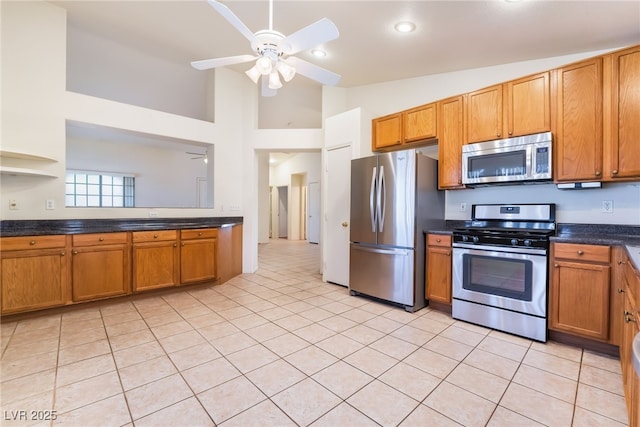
[65,171,135,207]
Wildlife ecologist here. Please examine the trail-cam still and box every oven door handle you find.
[452,242,547,256]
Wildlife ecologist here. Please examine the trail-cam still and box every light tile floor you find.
[0,239,629,427]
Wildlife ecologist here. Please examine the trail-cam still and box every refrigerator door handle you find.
[351,245,410,256]
[377,165,386,232]
[369,166,377,232]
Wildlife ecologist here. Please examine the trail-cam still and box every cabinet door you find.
[466,84,503,143]
[554,58,604,182]
[437,95,465,189]
[403,103,437,143]
[181,238,217,283]
[426,246,452,304]
[72,245,129,301]
[132,241,178,291]
[607,45,640,180]
[549,260,611,340]
[506,72,550,137]
[372,113,402,150]
[1,249,68,313]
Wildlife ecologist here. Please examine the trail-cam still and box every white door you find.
[308,182,320,244]
[278,186,288,238]
[324,145,351,286]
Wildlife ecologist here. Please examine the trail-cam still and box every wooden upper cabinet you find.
[506,72,550,137]
[467,72,550,144]
[372,113,402,150]
[437,95,465,189]
[553,58,604,182]
[466,84,503,143]
[605,45,640,180]
[403,103,437,143]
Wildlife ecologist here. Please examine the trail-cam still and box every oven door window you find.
[462,254,532,301]
[467,150,527,179]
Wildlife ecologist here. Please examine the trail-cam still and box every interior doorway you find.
[277,186,288,238]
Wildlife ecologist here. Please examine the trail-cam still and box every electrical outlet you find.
[602,200,614,213]
[9,200,18,210]
[149,210,158,217]
[459,202,467,212]
[45,199,55,210]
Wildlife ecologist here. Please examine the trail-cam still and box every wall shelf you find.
[0,166,58,178]
[0,148,58,162]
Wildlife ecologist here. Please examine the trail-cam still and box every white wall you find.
[67,24,210,121]
[269,152,321,187]
[446,182,640,225]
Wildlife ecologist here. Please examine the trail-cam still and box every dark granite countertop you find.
[0,217,243,237]
[551,223,640,246]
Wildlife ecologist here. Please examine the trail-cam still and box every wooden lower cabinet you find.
[549,242,611,341]
[71,232,130,301]
[425,233,452,305]
[0,235,69,314]
[180,228,217,284]
[620,253,640,425]
[132,230,179,292]
[218,224,243,283]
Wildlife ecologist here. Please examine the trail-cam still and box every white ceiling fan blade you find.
[279,18,339,55]
[284,57,341,86]
[207,0,258,46]
[261,77,277,97]
[191,54,257,70]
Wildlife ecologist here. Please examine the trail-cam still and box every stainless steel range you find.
[452,203,556,342]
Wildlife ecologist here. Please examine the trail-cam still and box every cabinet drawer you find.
[181,228,218,240]
[132,230,177,243]
[554,243,610,263]
[0,235,66,251]
[427,234,451,247]
[73,232,128,247]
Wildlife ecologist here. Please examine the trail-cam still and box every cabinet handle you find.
[577,250,584,255]
[73,250,78,255]
[181,242,185,246]
[99,237,104,241]
[595,171,601,176]
[612,169,618,175]
[497,133,501,138]
[60,252,65,256]
[174,243,178,247]
[153,234,159,239]
[625,311,637,323]
[618,288,625,293]
[554,263,559,268]
[29,240,36,245]
[436,238,441,243]
[446,251,451,256]
[508,131,513,136]
[198,232,203,236]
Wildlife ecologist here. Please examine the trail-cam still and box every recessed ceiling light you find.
[394,21,416,33]
[310,49,327,58]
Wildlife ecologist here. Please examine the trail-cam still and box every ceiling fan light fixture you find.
[277,61,296,82]
[256,56,273,75]
[245,65,261,83]
[268,71,283,89]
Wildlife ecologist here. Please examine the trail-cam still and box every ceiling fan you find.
[191,0,341,96]
[186,151,208,163]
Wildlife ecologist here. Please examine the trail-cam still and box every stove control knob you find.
[510,238,518,246]
[524,239,533,247]
[472,236,480,244]
[461,235,469,242]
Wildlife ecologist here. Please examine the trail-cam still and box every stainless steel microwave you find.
[461,132,552,186]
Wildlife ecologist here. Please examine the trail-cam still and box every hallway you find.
[0,239,628,426]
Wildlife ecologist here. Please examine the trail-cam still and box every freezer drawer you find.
[349,244,414,307]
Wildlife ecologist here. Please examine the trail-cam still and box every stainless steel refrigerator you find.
[349,148,444,312]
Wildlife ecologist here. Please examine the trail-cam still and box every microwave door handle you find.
[378,165,385,232]
[370,166,377,232]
